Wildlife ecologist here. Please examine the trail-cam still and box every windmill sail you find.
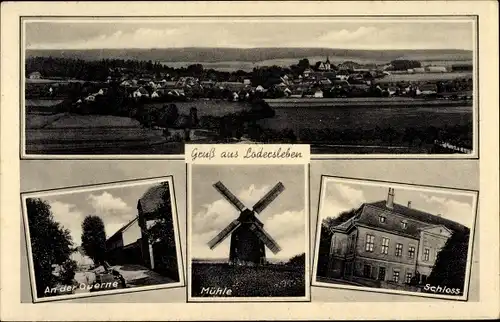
[249,223,281,254]
[252,182,285,214]
[207,219,241,249]
[213,181,246,212]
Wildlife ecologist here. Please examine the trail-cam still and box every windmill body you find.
[208,181,285,266]
[229,210,266,266]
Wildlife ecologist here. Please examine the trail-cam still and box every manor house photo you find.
[316,185,474,297]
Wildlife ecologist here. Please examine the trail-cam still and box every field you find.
[24,114,178,155]
[257,103,473,154]
[26,78,95,84]
[160,56,391,72]
[24,98,474,155]
[145,100,252,117]
[259,105,473,132]
[27,48,472,62]
[161,58,473,73]
[190,263,305,298]
[375,72,473,83]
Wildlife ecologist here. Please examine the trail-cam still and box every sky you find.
[191,164,306,261]
[319,178,476,228]
[28,181,169,247]
[25,19,474,50]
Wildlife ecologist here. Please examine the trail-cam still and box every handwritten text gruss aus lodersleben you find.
[190,146,303,162]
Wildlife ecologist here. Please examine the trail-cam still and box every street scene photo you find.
[188,165,309,301]
[313,177,478,300]
[22,177,183,302]
[24,18,475,156]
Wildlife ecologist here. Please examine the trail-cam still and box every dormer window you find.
[379,215,386,223]
[401,221,408,229]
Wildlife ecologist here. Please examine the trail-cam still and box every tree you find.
[288,253,305,267]
[189,107,199,128]
[25,198,74,297]
[390,60,422,71]
[60,259,78,285]
[163,103,179,127]
[145,182,174,244]
[187,64,204,78]
[426,228,470,295]
[316,208,357,277]
[298,58,310,69]
[144,182,179,281]
[81,215,107,267]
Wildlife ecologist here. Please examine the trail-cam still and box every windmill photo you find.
[207,181,285,266]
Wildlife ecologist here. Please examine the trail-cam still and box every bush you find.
[60,259,78,285]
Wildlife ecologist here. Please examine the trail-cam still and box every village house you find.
[28,71,42,79]
[133,87,150,98]
[106,184,171,270]
[70,246,94,270]
[289,88,304,98]
[326,188,463,291]
[314,88,324,98]
[417,83,438,96]
[120,80,132,87]
[315,57,333,71]
[425,66,448,73]
[302,68,314,79]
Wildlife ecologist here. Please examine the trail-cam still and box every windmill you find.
[207,181,285,266]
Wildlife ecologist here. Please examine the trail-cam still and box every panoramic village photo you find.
[24,17,475,156]
[312,177,478,300]
[22,177,184,302]
[188,165,309,301]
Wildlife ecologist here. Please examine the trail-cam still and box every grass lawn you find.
[191,263,305,298]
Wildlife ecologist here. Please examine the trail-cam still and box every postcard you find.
[186,144,310,302]
[312,176,478,301]
[21,16,476,158]
[21,177,185,302]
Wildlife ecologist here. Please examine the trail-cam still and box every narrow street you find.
[73,271,96,294]
[110,264,176,287]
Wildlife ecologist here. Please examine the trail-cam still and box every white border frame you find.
[20,15,478,160]
[2,1,499,320]
[21,176,186,303]
[311,176,479,301]
[186,163,311,302]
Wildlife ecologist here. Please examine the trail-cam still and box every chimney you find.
[407,201,412,208]
[386,188,395,209]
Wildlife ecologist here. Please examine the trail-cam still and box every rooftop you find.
[138,183,169,214]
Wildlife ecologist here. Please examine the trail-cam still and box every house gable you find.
[420,224,453,238]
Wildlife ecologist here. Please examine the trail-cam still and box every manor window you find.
[349,234,356,253]
[379,215,386,223]
[408,246,416,259]
[401,221,408,229]
[393,270,400,283]
[363,264,372,278]
[423,248,430,261]
[395,243,403,257]
[344,262,353,277]
[381,237,389,254]
[365,234,375,252]
[378,267,386,281]
[405,272,412,284]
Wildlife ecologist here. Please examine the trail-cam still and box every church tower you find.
[325,56,331,71]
